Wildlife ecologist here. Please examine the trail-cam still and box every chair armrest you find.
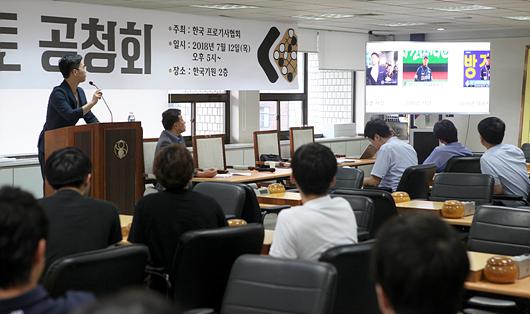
[364,186,393,193]
[492,194,524,201]
[182,309,216,314]
[358,229,371,242]
[144,265,172,291]
[260,204,290,215]
[144,173,157,185]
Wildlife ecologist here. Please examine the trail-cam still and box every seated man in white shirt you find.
[363,119,418,191]
[269,143,358,261]
[478,117,530,197]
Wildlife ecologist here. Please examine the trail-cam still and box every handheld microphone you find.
[89,81,113,123]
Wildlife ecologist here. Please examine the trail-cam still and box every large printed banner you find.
[0,1,298,90]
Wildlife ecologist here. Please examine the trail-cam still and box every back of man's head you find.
[478,117,505,145]
[72,289,179,314]
[433,119,458,144]
[0,186,48,289]
[162,108,182,130]
[364,119,392,140]
[292,143,337,196]
[45,147,92,190]
[371,213,469,314]
[153,144,194,190]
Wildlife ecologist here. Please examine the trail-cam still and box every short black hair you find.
[162,109,182,130]
[478,117,505,145]
[45,147,92,190]
[433,119,458,143]
[0,186,49,288]
[364,119,392,140]
[154,144,194,190]
[72,289,179,314]
[371,213,469,314]
[59,54,82,79]
[371,52,379,58]
[292,143,337,196]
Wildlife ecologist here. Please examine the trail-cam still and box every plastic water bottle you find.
[127,112,135,122]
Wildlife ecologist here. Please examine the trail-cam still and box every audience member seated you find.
[423,119,472,172]
[72,289,179,314]
[372,213,469,314]
[478,117,530,197]
[128,144,227,289]
[363,119,418,191]
[39,147,121,271]
[270,143,357,260]
[155,108,216,182]
[0,186,94,314]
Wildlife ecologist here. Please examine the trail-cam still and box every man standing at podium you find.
[37,54,102,178]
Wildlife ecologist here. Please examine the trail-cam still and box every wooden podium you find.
[44,122,144,215]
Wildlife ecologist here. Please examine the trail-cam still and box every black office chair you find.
[430,173,494,205]
[331,188,397,237]
[43,244,149,297]
[333,167,364,190]
[522,143,530,163]
[320,240,380,314]
[194,182,246,219]
[468,205,530,255]
[331,194,374,241]
[445,156,482,173]
[395,164,436,199]
[220,254,337,314]
[171,224,264,312]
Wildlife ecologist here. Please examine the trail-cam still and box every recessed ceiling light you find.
[292,13,353,20]
[436,27,446,31]
[377,22,426,27]
[430,5,495,12]
[191,4,259,10]
[504,16,530,21]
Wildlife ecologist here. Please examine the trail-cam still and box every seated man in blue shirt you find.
[0,186,94,314]
[423,119,472,172]
[363,119,418,191]
[478,117,530,197]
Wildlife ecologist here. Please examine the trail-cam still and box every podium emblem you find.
[113,140,129,159]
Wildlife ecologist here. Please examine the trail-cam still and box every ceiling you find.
[56,0,530,35]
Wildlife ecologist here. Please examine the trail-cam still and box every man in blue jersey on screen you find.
[480,56,491,80]
[414,55,432,82]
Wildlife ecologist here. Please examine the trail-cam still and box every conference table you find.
[395,200,474,227]
[467,251,530,299]
[258,195,474,227]
[191,168,292,184]
[336,158,375,168]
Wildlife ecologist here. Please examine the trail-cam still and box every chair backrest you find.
[143,140,158,175]
[171,224,264,312]
[221,254,337,314]
[319,240,380,314]
[253,130,281,165]
[192,134,226,170]
[330,194,374,235]
[334,167,364,190]
[239,183,263,223]
[444,156,482,173]
[43,244,149,297]
[331,189,397,237]
[430,173,494,205]
[468,205,530,256]
[396,164,436,199]
[194,182,246,219]
[290,126,315,157]
[522,143,530,163]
